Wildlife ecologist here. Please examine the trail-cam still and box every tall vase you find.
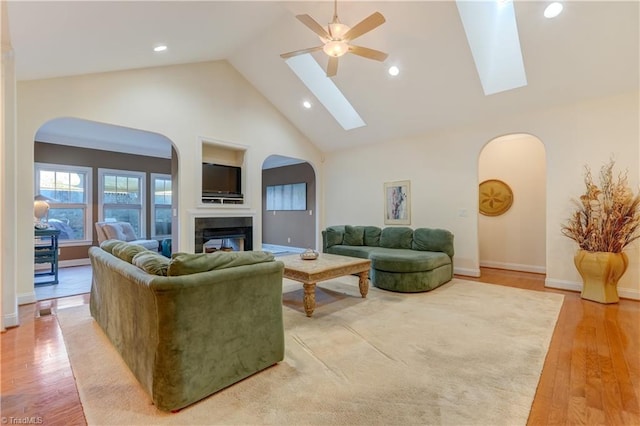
[574,250,629,303]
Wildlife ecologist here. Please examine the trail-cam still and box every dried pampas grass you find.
[562,159,640,253]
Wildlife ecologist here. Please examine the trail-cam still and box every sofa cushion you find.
[119,222,138,241]
[412,228,455,258]
[325,226,345,248]
[343,225,365,246]
[100,239,123,254]
[379,227,413,249]
[102,222,138,242]
[327,245,379,259]
[363,226,382,246]
[112,242,149,263]
[102,223,127,241]
[167,251,275,276]
[132,251,170,276]
[369,249,451,273]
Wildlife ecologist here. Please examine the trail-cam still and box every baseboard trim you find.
[59,258,91,268]
[35,258,91,271]
[454,267,481,278]
[18,291,36,306]
[544,278,640,301]
[2,312,19,329]
[618,287,640,300]
[544,278,582,293]
[480,261,546,274]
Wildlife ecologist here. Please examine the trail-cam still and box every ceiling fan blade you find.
[342,12,385,41]
[280,46,323,59]
[348,45,388,62]
[296,14,330,40]
[326,56,338,77]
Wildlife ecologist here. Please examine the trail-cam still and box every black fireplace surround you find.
[194,216,253,253]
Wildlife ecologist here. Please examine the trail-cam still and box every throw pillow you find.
[343,225,365,246]
[100,239,123,254]
[363,226,382,246]
[119,222,138,241]
[132,251,170,276]
[103,223,127,241]
[112,242,149,263]
[325,226,345,248]
[379,227,414,249]
[167,251,275,276]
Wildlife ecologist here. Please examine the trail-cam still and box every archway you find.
[261,155,317,253]
[478,133,546,274]
[33,117,177,295]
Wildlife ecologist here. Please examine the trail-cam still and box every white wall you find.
[323,91,640,298]
[478,134,546,273]
[10,60,322,308]
[1,10,19,328]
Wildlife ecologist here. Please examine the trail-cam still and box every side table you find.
[35,228,60,286]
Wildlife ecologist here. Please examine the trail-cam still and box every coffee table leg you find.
[303,283,316,317]
[358,271,369,298]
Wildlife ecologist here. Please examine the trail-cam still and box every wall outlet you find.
[287,237,291,243]
[309,210,313,215]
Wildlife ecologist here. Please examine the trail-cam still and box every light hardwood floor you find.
[1,267,638,425]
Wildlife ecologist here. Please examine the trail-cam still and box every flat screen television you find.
[202,163,242,197]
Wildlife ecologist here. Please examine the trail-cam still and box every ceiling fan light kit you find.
[281,0,387,77]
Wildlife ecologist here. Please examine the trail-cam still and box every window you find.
[98,169,146,238]
[151,173,172,238]
[35,163,92,243]
[266,183,307,211]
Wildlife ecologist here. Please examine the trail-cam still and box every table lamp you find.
[34,194,57,226]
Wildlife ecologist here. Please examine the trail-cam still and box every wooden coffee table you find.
[279,253,371,317]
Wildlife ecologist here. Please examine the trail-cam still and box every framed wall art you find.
[384,180,411,225]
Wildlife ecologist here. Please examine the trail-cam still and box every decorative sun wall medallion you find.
[479,179,513,216]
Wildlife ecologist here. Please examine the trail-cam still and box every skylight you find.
[456,0,527,95]
[285,54,366,131]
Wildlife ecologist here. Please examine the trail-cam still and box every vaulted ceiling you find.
[7,1,639,153]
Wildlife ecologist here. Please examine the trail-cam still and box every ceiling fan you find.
[280,0,388,77]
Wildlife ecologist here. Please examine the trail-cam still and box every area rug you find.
[57,277,564,425]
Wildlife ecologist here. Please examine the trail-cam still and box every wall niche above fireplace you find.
[201,139,247,206]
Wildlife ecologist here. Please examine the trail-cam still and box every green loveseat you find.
[322,225,454,292]
[88,242,285,412]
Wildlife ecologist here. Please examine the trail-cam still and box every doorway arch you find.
[33,117,178,262]
[261,155,316,251]
[478,133,546,274]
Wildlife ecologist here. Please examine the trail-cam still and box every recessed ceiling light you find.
[388,66,400,77]
[302,100,312,109]
[544,2,563,18]
[153,45,168,52]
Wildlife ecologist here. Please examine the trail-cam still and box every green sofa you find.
[88,242,285,412]
[322,225,454,292]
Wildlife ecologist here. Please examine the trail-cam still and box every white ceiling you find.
[7,1,640,155]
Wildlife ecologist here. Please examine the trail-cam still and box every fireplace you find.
[194,216,253,253]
